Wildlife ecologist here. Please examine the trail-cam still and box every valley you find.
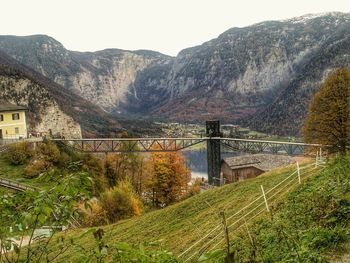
[1,12,350,137]
[1,10,350,263]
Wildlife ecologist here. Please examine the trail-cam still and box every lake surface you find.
[183,150,245,179]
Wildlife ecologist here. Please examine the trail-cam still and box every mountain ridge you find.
[2,12,350,135]
[0,50,162,137]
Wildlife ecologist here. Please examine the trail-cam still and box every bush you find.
[79,199,109,227]
[100,180,142,222]
[24,159,51,178]
[37,142,61,164]
[57,152,72,168]
[5,142,34,165]
[187,178,202,197]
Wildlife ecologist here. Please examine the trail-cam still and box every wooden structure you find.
[221,154,295,184]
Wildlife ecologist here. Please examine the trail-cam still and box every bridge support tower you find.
[206,120,221,186]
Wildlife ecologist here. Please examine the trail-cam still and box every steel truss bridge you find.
[53,121,321,186]
[52,137,317,155]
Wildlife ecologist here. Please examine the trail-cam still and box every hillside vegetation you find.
[43,158,350,262]
[3,148,350,262]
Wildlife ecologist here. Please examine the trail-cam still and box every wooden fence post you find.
[297,162,301,184]
[261,185,269,212]
[220,211,233,263]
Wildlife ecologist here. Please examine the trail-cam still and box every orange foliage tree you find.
[148,146,191,207]
[303,68,350,155]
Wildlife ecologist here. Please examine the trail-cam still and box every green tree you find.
[0,172,93,262]
[303,68,350,155]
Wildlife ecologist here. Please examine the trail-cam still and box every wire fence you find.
[180,153,326,262]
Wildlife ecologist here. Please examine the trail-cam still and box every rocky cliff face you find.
[0,51,137,138]
[0,73,82,138]
[1,12,350,135]
[153,12,350,124]
[0,35,173,112]
[246,32,350,135]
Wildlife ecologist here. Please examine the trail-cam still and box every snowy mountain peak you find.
[283,12,348,24]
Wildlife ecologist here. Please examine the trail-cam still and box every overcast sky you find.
[1,0,350,56]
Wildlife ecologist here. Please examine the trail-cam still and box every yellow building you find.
[0,101,28,139]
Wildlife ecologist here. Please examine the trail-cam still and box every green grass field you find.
[46,158,320,262]
[0,155,51,190]
[6,149,346,262]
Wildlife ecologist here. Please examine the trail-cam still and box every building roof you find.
[223,154,295,172]
[0,100,28,113]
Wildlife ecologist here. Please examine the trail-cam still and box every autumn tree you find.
[303,68,350,155]
[104,143,145,193]
[148,149,191,207]
[100,179,142,222]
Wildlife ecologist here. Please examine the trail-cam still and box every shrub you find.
[100,180,142,222]
[57,152,73,169]
[37,142,61,164]
[5,142,34,165]
[78,199,109,227]
[24,159,51,178]
[187,178,202,197]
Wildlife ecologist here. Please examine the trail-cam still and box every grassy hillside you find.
[7,154,350,262]
[0,156,40,189]
[43,158,326,262]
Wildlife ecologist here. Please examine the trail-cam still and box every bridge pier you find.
[206,120,221,186]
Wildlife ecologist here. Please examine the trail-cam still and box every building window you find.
[15,127,19,134]
[12,113,20,120]
[0,114,3,121]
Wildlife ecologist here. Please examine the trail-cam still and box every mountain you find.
[0,50,130,137]
[0,35,174,113]
[1,12,350,135]
[153,12,350,126]
[246,21,350,135]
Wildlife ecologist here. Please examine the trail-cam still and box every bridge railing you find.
[0,138,43,145]
[0,139,22,146]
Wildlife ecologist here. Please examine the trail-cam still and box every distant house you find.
[0,101,28,139]
[221,154,295,184]
[221,124,240,137]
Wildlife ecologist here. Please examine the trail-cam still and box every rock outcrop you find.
[0,51,130,138]
[0,74,82,138]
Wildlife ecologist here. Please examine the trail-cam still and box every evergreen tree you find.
[303,68,350,155]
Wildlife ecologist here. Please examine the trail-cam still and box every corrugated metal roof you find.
[223,154,295,171]
[0,100,28,112]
